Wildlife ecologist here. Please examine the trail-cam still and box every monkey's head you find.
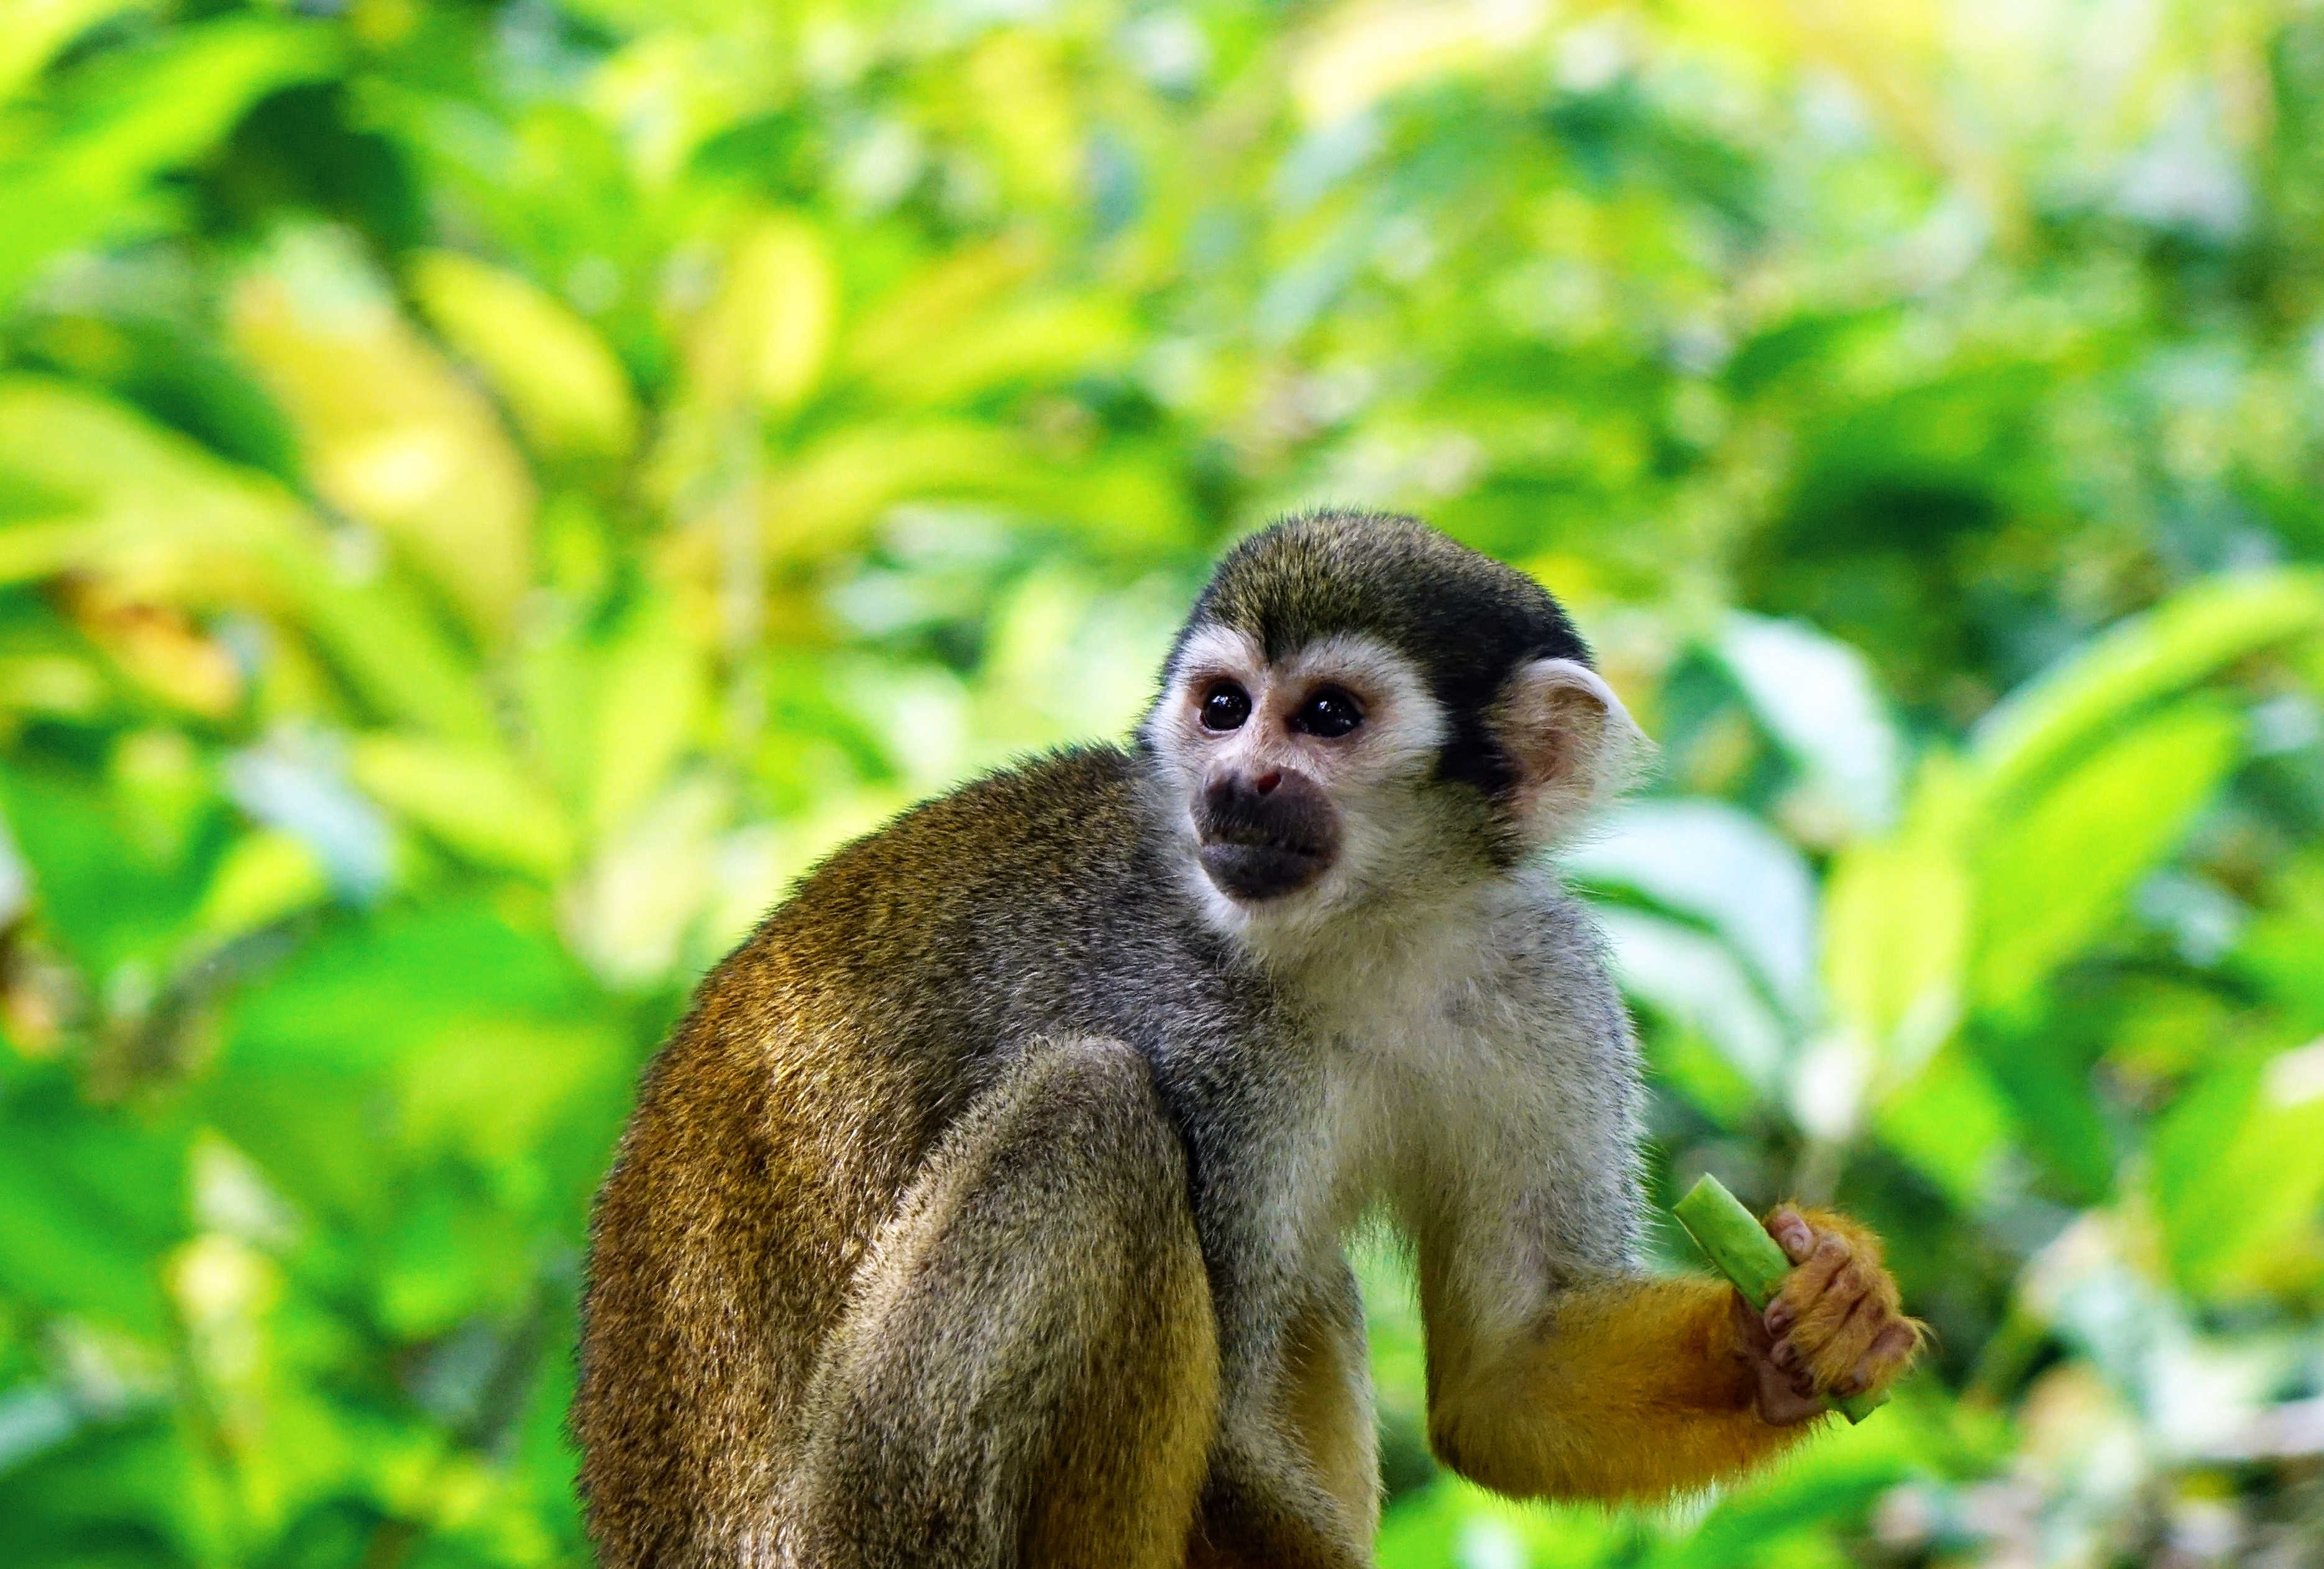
[1140,512,1646,946]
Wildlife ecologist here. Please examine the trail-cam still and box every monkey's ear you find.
[1490,657,1652,837]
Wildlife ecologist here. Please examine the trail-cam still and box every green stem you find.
[1671,1175,1886,1424]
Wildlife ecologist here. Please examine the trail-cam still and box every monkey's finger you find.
[1837,1319,1923,1399]
[1768,1259,1864,1375]
[1764,1232,1852,1337]
[1765,1207,1816,1266]
[1799,1292,1887,1391]
[1792,1256,1877,1345]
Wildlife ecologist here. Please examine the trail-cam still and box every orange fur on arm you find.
[1427,1275,1814,1505]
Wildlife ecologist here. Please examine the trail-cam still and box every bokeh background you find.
[5,0,2324,1563]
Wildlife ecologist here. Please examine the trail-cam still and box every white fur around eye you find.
[1281,634,1443,770]
[1169,624,1266,692]
[1146,624,1265,757]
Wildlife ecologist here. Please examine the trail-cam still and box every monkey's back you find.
[575,746,1234,1562]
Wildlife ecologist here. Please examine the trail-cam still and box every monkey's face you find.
[1143,516,1651,953]
[1148,624,1452,912]
[1145,626,1648,953]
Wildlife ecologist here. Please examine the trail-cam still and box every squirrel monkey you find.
[574,514,1921,1568]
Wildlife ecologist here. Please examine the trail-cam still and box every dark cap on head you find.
[1173,511,1592,797]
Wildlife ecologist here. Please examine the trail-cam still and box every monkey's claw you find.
[1737,1205,1920,1426]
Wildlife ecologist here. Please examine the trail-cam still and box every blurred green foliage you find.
[3,0,2324,1564]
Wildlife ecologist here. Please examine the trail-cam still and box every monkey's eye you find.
[1291,687,1363,739]
[1199,682,1253,732]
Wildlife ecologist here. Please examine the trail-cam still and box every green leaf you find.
[2151,1038,2324,1299]
[0,18,341,301]
[1822,825,1970,1084]
[0,0,155,105]
[583,598,706,842]
[0,375,498,742]
[1875,1045,2013,1207]
[0,758,209,973]
[0,1068,188,1334]
[1966,569,2324,816]
[221,903,592,1080]
[1967,1022,2116,1204]
[191,828,329,941]
[209,903,604,1229]
[1972,700,2241,1013]
[347,733,573,879]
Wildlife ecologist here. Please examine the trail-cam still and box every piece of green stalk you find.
[1671,1175,1886,1424]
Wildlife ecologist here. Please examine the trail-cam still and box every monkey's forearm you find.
[1427,1276,1811,1504]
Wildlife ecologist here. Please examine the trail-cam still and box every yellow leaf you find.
[230,227,535,642]
[1822,826,1970,1085]
[692,214,836,415]
[587,598,707,841]
[194,829,329,941]
[854,296,1134,406]
[409,249,638,460]
[0,375,496,741]
[0,0,154,104]
[347,733,572,878]
[60,578,242,718]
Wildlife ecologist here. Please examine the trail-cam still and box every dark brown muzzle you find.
[1194,767,1341,901]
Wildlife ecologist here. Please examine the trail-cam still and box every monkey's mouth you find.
[1196,831,1335,902]
[1192,766,1342,903]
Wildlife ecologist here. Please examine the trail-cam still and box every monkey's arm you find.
[1424,1207,1919,1505]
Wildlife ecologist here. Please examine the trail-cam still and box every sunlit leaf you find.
[1972,700,2240,1013]
[0,17,339,301]
[1289,0,1553,128]
[347,734,573,879]
[2151,1037,2324,1299]
[1567,798,1820,1023]
[0,0,154,104]
[192,829,329,941]
[1716,612,1902,840]
[1822,825,1969,1086]
[231,228,536,644]
[690,213,836,416]
[1967,569,2324,817]
[409,249,639,462]
[560,774,726,989]
[853,295,1135,407]
[755,423,1186,562]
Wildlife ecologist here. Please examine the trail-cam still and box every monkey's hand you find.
[1731,1206,1921,1426]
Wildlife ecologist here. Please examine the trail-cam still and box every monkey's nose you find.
[1253,771,1281,795]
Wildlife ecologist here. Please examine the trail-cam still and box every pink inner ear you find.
[1495,658,1647,818]
[1514,685,1596,789]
